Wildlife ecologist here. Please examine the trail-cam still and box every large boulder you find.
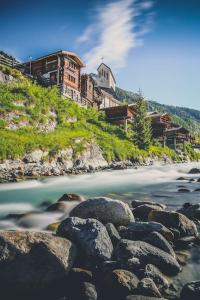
[119,222,174,241]
[180,281,200,300]
[114,239,181,276]
[57,217,113,263]
[144,231,176,257]
[70,197,134,226]
[132,204,163,221]
[148,211,198,237]
[0,230,76,297]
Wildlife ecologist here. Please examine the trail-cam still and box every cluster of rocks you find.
[176,168,200,193]
[1,196,200,300]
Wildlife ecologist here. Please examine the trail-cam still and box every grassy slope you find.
[0,65,197,162]
[116,87,200,134]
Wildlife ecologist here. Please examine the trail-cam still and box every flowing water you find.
[0,162,200,291]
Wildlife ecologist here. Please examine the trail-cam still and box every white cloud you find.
[77,0,154,73]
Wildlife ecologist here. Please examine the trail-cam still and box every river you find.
[0,162,200,292]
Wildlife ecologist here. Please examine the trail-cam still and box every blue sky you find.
[1,0,200,109]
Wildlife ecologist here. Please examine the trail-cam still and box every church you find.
[91,62,120,109]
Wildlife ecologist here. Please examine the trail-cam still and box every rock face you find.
[114,240,181,276]
[0,230,76,297]
[180,281,200,300]
[148,211,198,237]
[57,217,113,263]
[70,197,134,226]
[119,222,174,241]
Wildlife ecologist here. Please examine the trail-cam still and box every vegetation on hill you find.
[116,87,200,135]
[0,65,198,162]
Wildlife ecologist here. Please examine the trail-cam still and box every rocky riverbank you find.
[1,194,200,299]
[0,142,173,183]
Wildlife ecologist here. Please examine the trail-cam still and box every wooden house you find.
[24,50,85,104]
[102,104,135,131]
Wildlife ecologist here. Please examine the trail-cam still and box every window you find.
[106,72,108,80]
[68,74,76,83]
[69,61,76,69]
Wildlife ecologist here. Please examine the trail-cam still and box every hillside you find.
[116,87,200,135]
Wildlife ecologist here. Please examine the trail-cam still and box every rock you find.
[176,177,187,180]
[132,205,163,221]
[119,222,174,241]
[132,200,166,210]
[178,203,200,220]
[104,269,139,298]
[137,278,161,298]
[58,193,84,202]
[180,280,200,300]
[174,236,196,249]
[178,188,190,193]
[24,150,44,163]
[144,264,169,292]
[57,217,113,263]
[70,197,134,226]
[46,201,73,213]
[101,259,141,277]
[148,211,198,237]
[67,281,97,300]
[144,231,176,257]
[46,222,61,231]
[126,297,166,300]
[195,188,200,192]
[114,240,181,276]
[105,223,121,246]
[0,230,76,297]
[188,168,200,174]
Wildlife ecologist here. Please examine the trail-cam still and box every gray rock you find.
[148,210,198,237]
[137,278,161,298]
[178,188,190,193]
[46,201,72,213]
[0,230,76,297]
[132,200,166,210]
[144,264,169,291]
[101,258,141,277]
[119,222,174,241]
[58,193,84,202]
[57,217,113,263]
[105,223,121,246]
[114,239,181,276]
[126,295,166,300]
[70,197,134,226]
[69,282,97,300]
[180,280,200,300]
[144,231,176,257]
[104,269,139,298]
[188,168,200,174]
[178,203,200,221]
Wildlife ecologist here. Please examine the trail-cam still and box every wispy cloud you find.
[77,0,154,72]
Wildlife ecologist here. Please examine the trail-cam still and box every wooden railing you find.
[0,54,20,68]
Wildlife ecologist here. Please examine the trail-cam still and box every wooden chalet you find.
[147,111,194,149]
[102,104,136,131]
[24,50,86,104]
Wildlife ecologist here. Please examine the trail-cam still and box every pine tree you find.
[132,92,152,150]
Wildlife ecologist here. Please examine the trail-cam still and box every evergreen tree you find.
[132,92,152,150]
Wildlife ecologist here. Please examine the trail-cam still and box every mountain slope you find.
[116,87,200,134]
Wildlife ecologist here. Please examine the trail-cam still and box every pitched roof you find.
[30,50,85,67]
[97,63,116,84]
